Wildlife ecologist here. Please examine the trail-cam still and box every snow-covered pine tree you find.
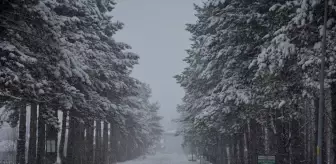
[177,0,273,163]
[117,82,163,160]
[251,1,336,163]
[0,1,87,163]
[176,0,336,164]
[1,0,161,163]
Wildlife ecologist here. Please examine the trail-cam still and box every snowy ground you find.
[118,153,198,164]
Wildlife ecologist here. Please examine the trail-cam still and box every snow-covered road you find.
[118,153,196,164]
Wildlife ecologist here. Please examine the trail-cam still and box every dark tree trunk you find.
[291,118,305,164]
[59,110,68,164]
[16,104,26,164]
[322,98,328,164]
[256,122,265,156]
[314,97,319,164]
[95,120,102,164]
[310,102,315,164]
[222,135,228,164]
[115,126,121,162]
[247,121,252,164]
[216,135,222,164]
[37,105,46,164]
[323,118,327,164]
[86,120,94,164]
[28,103,37,164]
[303,100,310,164]
[249,119,260,164]
[109,122,116,164]
[66,110,76,164]
[331,82,336,164]
[77,121,85,164]
[275,110,289,164]
[268,122,277,156]
[233,135,238,164]
[118,134,127,162]
[45,109,58,164]
[103,121,108,164]
[313,96,327,164]
[239,133,245,164]
[72,116,79,164]
[228,136,232,164]
[223,142,228,164]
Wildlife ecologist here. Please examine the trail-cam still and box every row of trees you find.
[0,0,163,164]
[176,0,336,164]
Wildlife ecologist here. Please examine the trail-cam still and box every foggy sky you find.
[112,0,202,131]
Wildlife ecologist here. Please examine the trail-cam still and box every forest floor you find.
[117,152,202,164]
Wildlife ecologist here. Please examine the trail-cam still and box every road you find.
[118,153,197,164]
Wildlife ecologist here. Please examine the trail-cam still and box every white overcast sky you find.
[112,0,202,131]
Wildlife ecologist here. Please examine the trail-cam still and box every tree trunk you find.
[268,121,277,157]
[331,82,336,164]
[16,104,26,164]
[66,111,75,164]
[323,98,328,164]
[304,100,309,164]
[95,120,102,164]
[28,103,37,164]
[103,121,108,164]
[247,120,253,164]
[86,120,94,164]
[37,105,46,164]
[109,122,116,164]
[45,109,58,164]
[275,111,288,164]
[223,143,228,164]
[249,119,260,164]
[233,135,238,164]
[217,135,223,164]
[256,122,264,156]
[244,124,249,164]
[239,133,245,164]
[314,97,319,164]
[323,113,328,164]
[115,126,121,162]
[119,134,127,162]
[78,121,85,164]
[228,140,233,164]
[72,116,79,164]
[310,99,315,164]
[59,110,68,164]
[291,118,304,164]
